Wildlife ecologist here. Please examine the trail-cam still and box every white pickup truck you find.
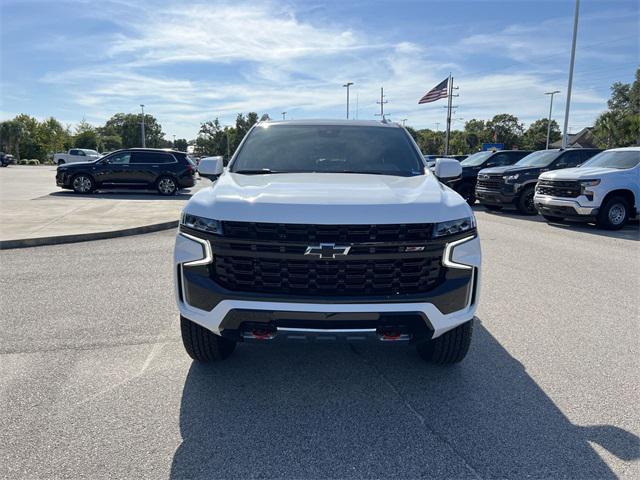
[534,147,639,229]
[53,148,101,165]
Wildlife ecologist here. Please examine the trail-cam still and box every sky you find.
[1,0,638,140]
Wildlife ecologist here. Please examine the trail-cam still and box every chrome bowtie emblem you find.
[304,243,351,259]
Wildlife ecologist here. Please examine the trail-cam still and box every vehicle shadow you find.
[546,219,639,241]
[473,204,640,241]
[169,320,638,479]
[44,190,195,201]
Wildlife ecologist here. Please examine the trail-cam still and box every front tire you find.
[597,196,629,230]
[516,186,537,215]
[157,176,177,196]
[180,316,236,362]
[72,174,94,194]
[416,319,473,365]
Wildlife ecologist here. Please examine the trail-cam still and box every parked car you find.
[449,150,532,205]
[534,147,639,229]
[174,120,481,364]
[53,148,101,165]
[55,148,197,195]
[0,152,15,167]
[476,148,601,214]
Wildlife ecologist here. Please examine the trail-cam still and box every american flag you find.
[418,77,449,104]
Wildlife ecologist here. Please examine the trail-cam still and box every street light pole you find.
[281,112,287,120]
[562,0,580,149]
[342,82,354,119]
[401,118,408,127]
[545,90,560,149]
[140,104,146,148]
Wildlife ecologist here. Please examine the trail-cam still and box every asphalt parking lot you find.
[1,211,638,479]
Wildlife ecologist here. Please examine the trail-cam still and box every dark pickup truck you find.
[447,150,532,205]
[475,148,601,214]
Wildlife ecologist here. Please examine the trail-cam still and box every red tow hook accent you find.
[382,331,401,340]
[251,328,274,340]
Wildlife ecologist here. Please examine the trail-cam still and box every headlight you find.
[503,174,520,183]
[181,213,222,234]
[433,216,476,238]
[579,179,600,187]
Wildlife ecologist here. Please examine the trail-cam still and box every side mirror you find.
[434,158,462,180]
[198,156,224,180]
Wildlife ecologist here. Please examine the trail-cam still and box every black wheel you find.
[597,196,630,230]
[157,176,177,195]
[484,204,503,211]
[416,319,473,365]
[456,183,476,206]
[516,186,537,215]
[180,316,236,362]
[72,174,94,194]
[542,214,563,223]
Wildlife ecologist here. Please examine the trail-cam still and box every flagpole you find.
[444,73,453,155]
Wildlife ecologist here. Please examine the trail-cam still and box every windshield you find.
[231,125,425,176]
[460,151,493,167]
[515,150,560,167]
[581,150,639,169]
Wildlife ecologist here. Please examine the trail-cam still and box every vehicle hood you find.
[539,166,623,181]
[478,166,513,176]
[58,160,100,168]
[186,172,473,224]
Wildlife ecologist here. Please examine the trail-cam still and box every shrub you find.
[27,159,40,165]
[18,159,28,165]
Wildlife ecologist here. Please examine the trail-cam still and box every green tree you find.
[102,113,165,148]
[14,114,46,160]
[37,117,71,157]
[522,118,561,150]
[74,120,100,150]
[0,119,25,159]
[101,135,123,151]
[486,114,524,149]
[593,68,640,147]
[173,138,188,151]
[195,118,227,157]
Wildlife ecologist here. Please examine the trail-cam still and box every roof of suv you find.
[127,148,186,154]
[259,119,402,128]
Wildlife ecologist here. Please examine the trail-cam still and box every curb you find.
[0,220,178,250]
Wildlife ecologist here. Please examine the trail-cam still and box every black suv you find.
[56,148,197,195]
[448,150,532,205]
[475,148,601,214]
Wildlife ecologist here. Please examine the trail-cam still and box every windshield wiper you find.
[233,168,280,175]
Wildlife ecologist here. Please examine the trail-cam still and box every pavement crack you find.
[348,343,483,480]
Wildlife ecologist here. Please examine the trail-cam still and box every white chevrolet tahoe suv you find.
[534,147,640,229]
[53,148,101,165]
[174,120,481,364]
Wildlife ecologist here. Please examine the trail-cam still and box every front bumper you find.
[534,194,598,217]
[173,231,481,339]
[475,187,517,205]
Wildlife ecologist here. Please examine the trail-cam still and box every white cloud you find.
[36,0,628,138]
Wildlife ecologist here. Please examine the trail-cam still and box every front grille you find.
[214,256,443,296]
[221,221,433,243]
[536,179,581,198]
[206,222,452,297]
[476,175,504,192]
